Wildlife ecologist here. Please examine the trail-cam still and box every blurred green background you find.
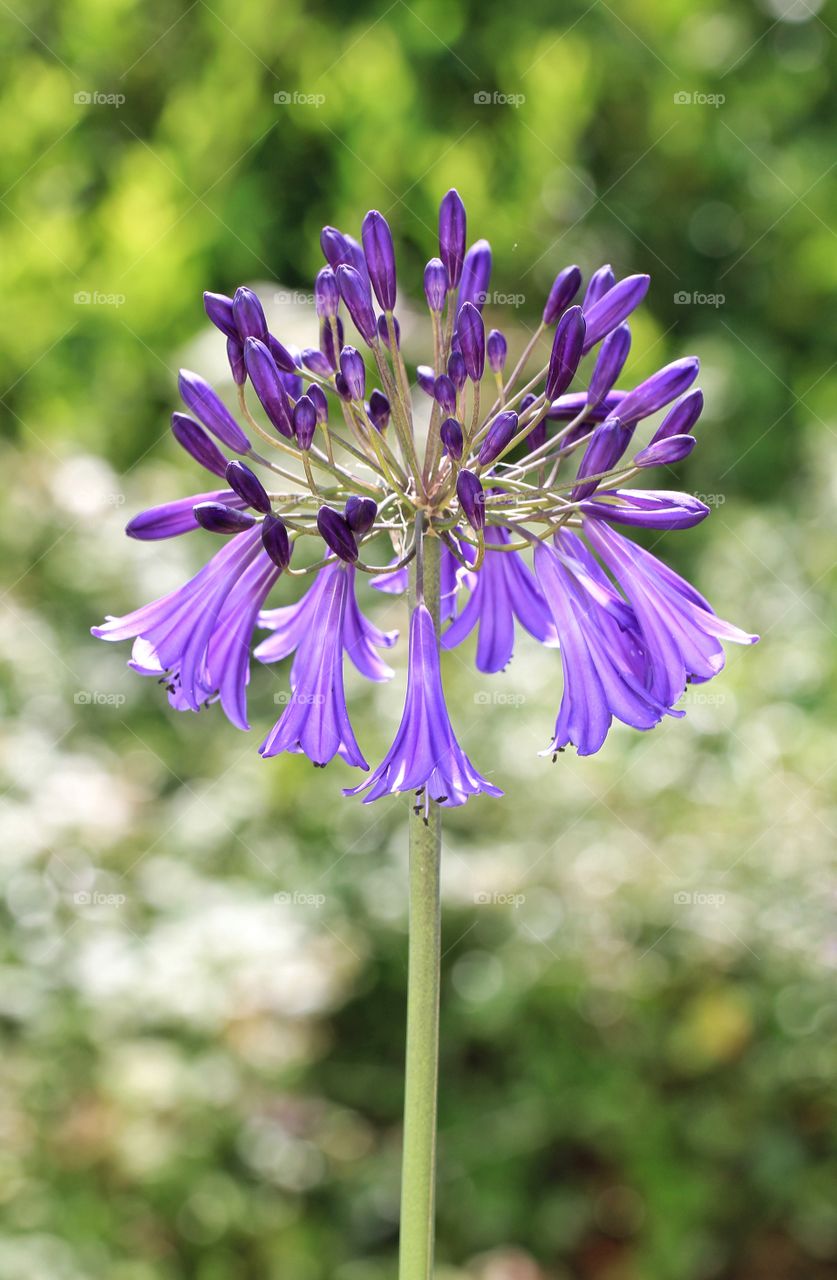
[1,0,836,1277]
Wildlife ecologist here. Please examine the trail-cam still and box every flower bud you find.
[315,266,339,319]
[416,365,436,396]
[377,312,400,350]
[477,409,519,467]
[171,412,229,478]
[203,291,237,339]
[457,302,485,381]
[571,417,632,501]
[615,357,699,426]
[232,286,268,343]
[320,226,352,270]
[267,334,298,373]
[651,388,704,443]
[583,264,615,309]
[582,275,649,353]
[302,347,333,377]
[317,506,358,562]
[308,383,329,423]
[457,239,492,313]
[293,395,317,450]
[243,339,293,438]
[456,469,485,531]
[225,460,272,513]
[487,328,507,374]
[542,264,582,325]
[545,306,586,401]
[320,317,343,370]
[580,489,709,530]
[439,189,466,288]
[336,264,377,345]
[367,389,390,432]
[447,350,466,392]
[261,513,292,570]
[440,417,464,460]
[634,434,697,467]
[587,323,631,410]
[424,258,447,312]
[178,369,250,452]
[226,336,246,385]
[340,346,366,400]
[362,209,397,311]
[345,495,377,534]
[434,374,457,416]
[194,501,257,534]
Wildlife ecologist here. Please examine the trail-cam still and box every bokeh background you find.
[1,0,836,1277]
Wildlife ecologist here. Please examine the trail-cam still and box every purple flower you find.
[259,564,369,767]
[579,489,710,530]
[178,370,250,453]
[345,603,502,806]
[345,495,377,535]
[457,469,485,530]
[634,435,697,467]
[583,265,615,309]
[194,502,258,534]
[457,302,485,381]
[434,374,457,416]
[336,264,377,346]
[256,562,397,683]
[443,526,558,672]
[545,306,586,400]
[424,258,448,312]
[317,505,358,562]
[571,418,632,501]
[582,275,650,353]
[543,265,582,325]
[233,287,269,343]
[447,350,466,392]
[362,210,397,311]
[457,240,492,314]
[315,267,340,319]
[487,329,507,375]
[439,189,466,289]
[126,489,249,540]
[293,395,317,450]
[587,324,631,411]
[583,518,758,708]
[340,346,366,400]
[651,388,704,443]
[243,339,293,438]
[615,358,699,426]
[203,291,237,339]
[440,417,464,460]
[477,410,518,468]
[171,412,229,479]
[367,388,390,432]
[225,460,271,513]
[93,526,276,730]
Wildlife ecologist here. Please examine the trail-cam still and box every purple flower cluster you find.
[94,190,756,805]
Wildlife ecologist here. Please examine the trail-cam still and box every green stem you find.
[399,530,442,1280]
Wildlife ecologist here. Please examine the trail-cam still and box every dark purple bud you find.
[519,393,538,413]
[571,418,632,501]
[171,412,228,478]
[417,365,437,396]
[267,334,298,374]
[345,495,377,535]
[478,409,519,467]
[457,302,485,381]
[320,226,352,270]
[487,328,507,374]
[456,469,485,532]
[315,267,340,320]
[368,389,390,432]
[203,291,237,339]
[336,264,377,346]
[651,389,704,443]
[194,501,257,534]
[243,339,293,438]
[542,264,582,325]
[526,417,547,453]
[345,234,370,286]
[339,346,366,400]
[232,287,268,343]
[377,312,400,350]
[634,434,697,468]
[439,189,466,289]
[308,383,329,423]
[457,239,492,313]
[546,390,625,423]
[302,346,333,377]
[582,275,650,353]
[126,489,246,540]
[588,323,631,410]
[447,350,466,392]
[261,512,292,570]
[293,395,317,450]
[580,489,710,530]
[615,357,699,426]
[335,373,350,399]
[545,306,586,401]
[279,365,303,402]
[424,258,448,312]
[178,369,250,452]
[583,265,615,309]
[320,316,344,369]
[434,374,457,416]
[225,459,271,514]
[226,336,247,385]
[440,417,464,460]
[317,505,358,562]
[361,210,397,311]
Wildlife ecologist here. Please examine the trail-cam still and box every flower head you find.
[95,188,756,804]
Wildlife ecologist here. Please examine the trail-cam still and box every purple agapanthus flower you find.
[345,603,503,807]
[94,188,756,804]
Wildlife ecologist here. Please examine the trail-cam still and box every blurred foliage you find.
[1,0,836,1277]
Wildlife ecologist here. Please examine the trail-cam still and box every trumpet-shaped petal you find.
[345,604,502,806]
